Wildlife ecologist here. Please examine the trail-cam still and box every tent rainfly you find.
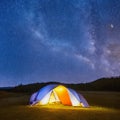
[30,84,89,107]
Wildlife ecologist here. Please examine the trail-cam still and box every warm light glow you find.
[49,91,57,104]
[54,85,72,105]
[30,84,89,107]
[55,85,65,92]
[80,103,84,107]
[40,90,61,105]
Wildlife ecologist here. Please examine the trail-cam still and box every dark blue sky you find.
[0,0,120,87]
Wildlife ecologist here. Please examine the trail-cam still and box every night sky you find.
[0,0,120,87]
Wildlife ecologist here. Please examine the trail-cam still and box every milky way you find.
[0,0,120,86]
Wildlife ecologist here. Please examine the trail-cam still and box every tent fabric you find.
[39,90,52,105]
[30,84,58,105]
[67,88,80,102]
[78,93,89,107]
[30,84,89,107]
[53,85,72,105]
[67,89,80,106]
[35,84,58,102]
[30,92,38,105]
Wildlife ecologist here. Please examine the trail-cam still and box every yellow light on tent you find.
[54,85,72,105]
[55,85,65,92]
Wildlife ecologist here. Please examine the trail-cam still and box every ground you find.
[0,91,120,120]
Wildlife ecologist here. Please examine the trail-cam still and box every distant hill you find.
[1,77,120,93]
[79,77,120,91]
[0,87,13,90]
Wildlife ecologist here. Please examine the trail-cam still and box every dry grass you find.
[0,91,120,120]
[80,91,120,109]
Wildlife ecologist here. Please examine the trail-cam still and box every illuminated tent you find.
[30,84,89,107]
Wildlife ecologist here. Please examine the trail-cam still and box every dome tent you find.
[30,84,89,107]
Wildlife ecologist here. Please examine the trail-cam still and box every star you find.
[110,24,114,28]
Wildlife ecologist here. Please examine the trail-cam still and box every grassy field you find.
[0,91,120,120]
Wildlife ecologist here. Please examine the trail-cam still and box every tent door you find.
[48,90,60,104]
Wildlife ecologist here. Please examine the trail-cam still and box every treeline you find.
[5,76,120,93]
